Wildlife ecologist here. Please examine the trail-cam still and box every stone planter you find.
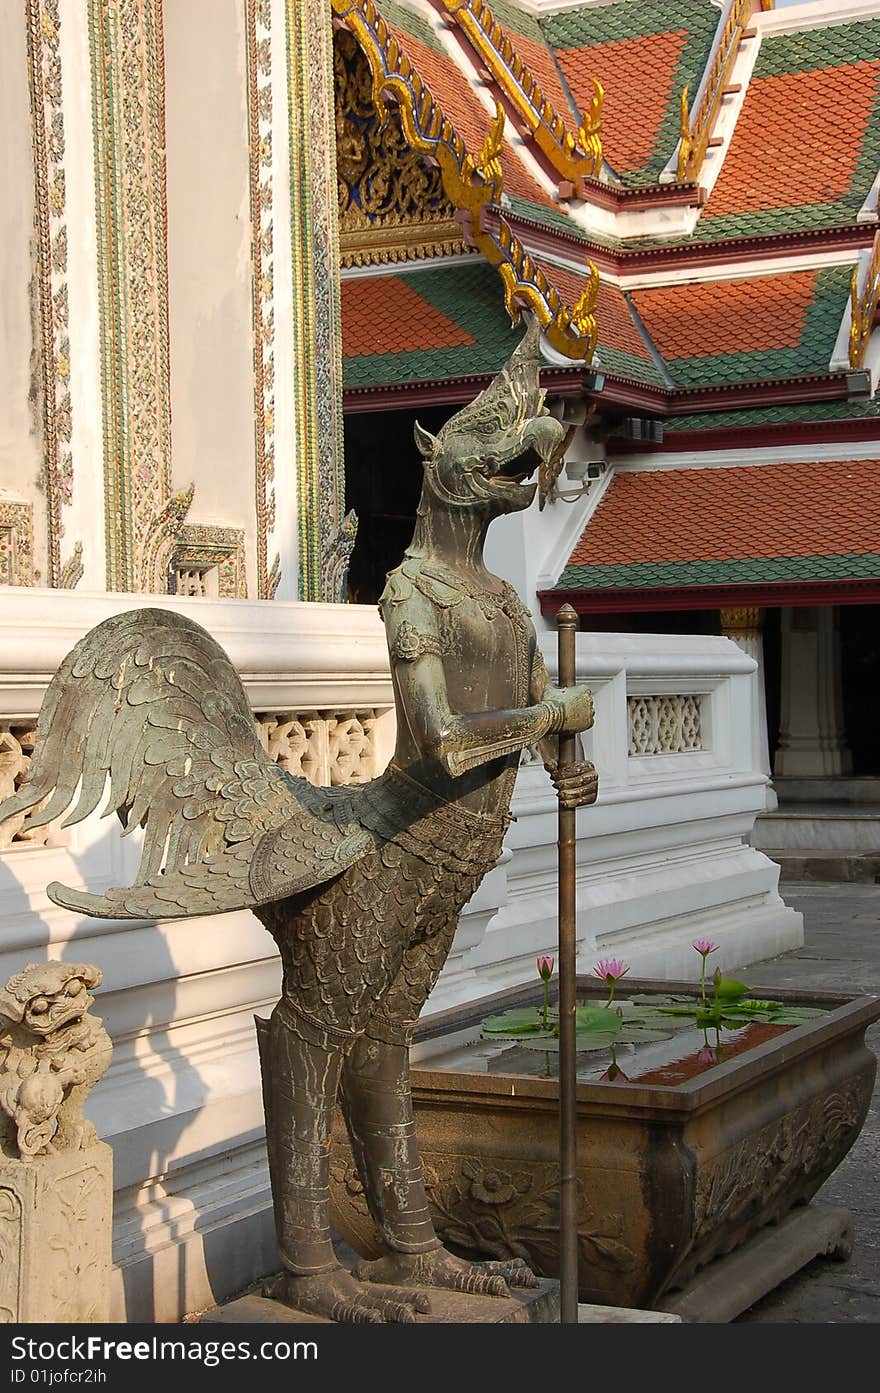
[330,977,880,1308]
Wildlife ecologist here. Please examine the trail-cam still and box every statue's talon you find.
[480,1258,540,1289]
[354,1248,532,1300]
[264,1266,427,1323]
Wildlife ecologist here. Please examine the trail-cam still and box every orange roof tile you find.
[341,276,475,358]
[554,31,688,176]
[568,460,880,567]
[704,60,880,220]
[501,27,581,129]
[631,270,821,361]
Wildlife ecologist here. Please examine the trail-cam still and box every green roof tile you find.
[652,265,853,387]
[661,396,880,433]
[554,552,880,592]
[343,261,526,389]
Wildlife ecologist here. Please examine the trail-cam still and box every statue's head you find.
[413,316,565,517]
[0,962,101,1037]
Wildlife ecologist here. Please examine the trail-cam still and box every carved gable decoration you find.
[334,29,467,267]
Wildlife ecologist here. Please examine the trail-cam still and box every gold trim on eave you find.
[331,0,598,363]
[440,0,602,188]
[677,0,754,184]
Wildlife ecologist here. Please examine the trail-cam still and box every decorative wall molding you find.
[57,541,84,591]
[287,0,346,602]
[25,0,73,589]
[245,0,277,600]
[87,0,177,593]
[0,503,34,589]
[172,524,248,600]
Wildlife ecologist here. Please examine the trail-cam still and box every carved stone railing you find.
[255,709,383,786]
[0,707,385,851]
[628,695,702,756]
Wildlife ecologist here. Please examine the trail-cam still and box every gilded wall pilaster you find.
[25,0,78,588]
[87,0,187,593]
[246,0,279,600]
[286,0,347,602]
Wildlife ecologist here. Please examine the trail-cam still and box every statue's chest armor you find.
[413,561,533,714]
[440,599,528,713]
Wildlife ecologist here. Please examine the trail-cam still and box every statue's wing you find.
[0,608,374,919]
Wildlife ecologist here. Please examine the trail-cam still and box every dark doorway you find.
[343,405,456,605]
[840,604,880,775]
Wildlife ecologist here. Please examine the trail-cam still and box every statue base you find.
[0,1141,112,1322]
[200,1276,561,1324]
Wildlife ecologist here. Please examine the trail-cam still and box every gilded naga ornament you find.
[0,318,598,1321]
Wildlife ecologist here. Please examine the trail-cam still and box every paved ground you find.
[735,882,880,1323]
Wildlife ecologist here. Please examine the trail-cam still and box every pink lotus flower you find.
[592,958,629,984]
[697,1045,718,1068]
[537,955,555,981]
[693,941,720,1003]
[592,958,630,1008]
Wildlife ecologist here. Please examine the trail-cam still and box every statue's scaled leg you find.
[256,1002,429,1323]
[342,914,539,1298]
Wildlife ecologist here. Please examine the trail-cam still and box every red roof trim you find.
[344,368,870,414]
[609,416,880,455]
[539,579,880,615]
[494,209,875,276]
[572,176,705,213]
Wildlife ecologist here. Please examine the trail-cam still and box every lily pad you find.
[481,1007,551,1037]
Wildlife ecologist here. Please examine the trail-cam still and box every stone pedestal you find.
[0,1142,112,1323]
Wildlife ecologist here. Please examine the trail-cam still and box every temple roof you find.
[537,0,721,188]
[342,260,527,389]
[335,0,880,446]
[696,18,880,242]
[630,264,851,386]
[545,458,880,606]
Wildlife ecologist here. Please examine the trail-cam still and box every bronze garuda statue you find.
[0,317,598,1322]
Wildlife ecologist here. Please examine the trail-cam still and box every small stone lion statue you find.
[0,962,112,1158]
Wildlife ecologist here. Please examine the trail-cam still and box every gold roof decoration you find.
[439,0,603,190]
[849,219,880,370]
[331,0,599,363]
[335,27,468,267]
[677,0,755,183]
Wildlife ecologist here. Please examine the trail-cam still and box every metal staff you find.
[556,602,579,1324]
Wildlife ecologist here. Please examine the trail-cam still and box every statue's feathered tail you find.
[0,609,375,919]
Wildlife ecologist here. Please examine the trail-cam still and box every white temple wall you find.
[164,0,258,596]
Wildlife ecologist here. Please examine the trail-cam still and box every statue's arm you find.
[386,601,592,778]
